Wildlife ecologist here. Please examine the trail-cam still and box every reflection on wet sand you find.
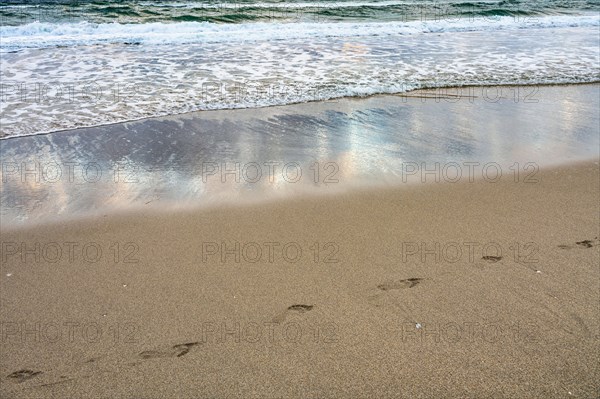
[1,85,599,225]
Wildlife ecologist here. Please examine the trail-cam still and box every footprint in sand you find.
[138,342,200,360]
[576,240,596,248]
[6,369,42,383]
[482,256,502,263]
[272,304,314,323]
[366,278,425,309]
[377,278,423,291]
[558,237,599,250]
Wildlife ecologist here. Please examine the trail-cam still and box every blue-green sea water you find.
[2,0,599,25]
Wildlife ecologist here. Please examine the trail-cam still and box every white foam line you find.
[1,15,598,49]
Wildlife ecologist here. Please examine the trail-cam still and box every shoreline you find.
[2,83,599,227]
[2,5,600,396]
[1,82,598,141]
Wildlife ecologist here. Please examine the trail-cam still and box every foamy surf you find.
[1,15,599,49]
[1,2,599,139]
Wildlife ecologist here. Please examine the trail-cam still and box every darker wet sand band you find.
[1,84,599,226]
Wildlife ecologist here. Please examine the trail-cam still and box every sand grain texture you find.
[1,162,599,398]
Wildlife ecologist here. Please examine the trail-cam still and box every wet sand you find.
[0,86,599,398]
[2,84,599,226]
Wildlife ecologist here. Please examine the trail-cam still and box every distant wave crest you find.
[1,15,599,49]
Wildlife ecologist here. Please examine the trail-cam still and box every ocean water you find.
[1,0,599,138]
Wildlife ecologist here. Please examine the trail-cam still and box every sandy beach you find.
[1,154,599,397]
[2,0,600,395]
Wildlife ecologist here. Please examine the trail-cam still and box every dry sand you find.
[1,160,599,398]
